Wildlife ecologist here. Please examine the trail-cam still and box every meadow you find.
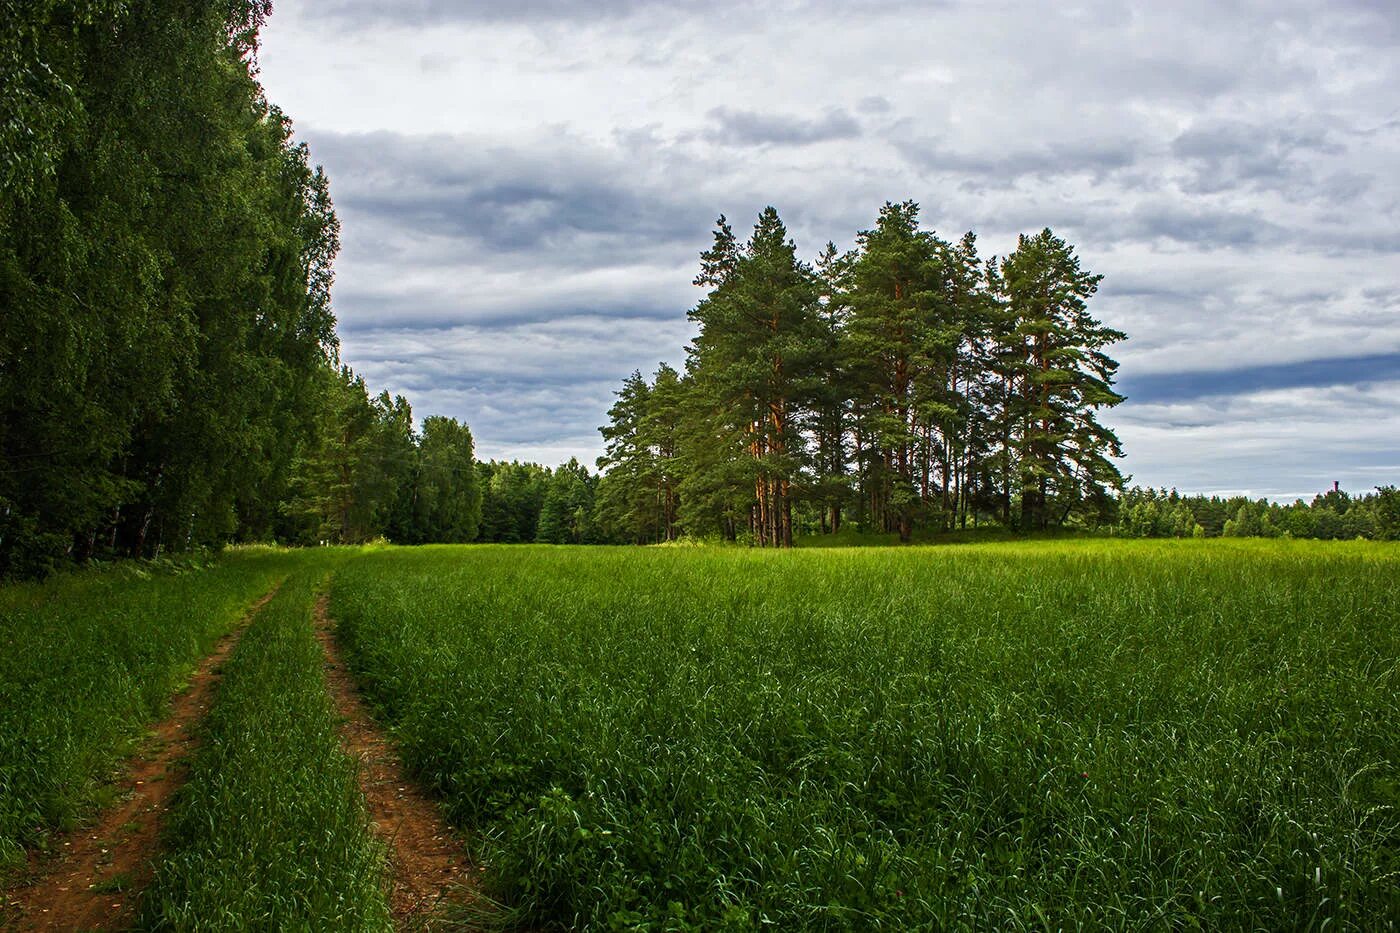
[0,548,299,868]
[332,540,1400,930]
[1,539,1396,929]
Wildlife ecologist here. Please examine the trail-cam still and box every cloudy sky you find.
[257,0,1400,500]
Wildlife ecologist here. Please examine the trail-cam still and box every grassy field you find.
[330,540,1400,930]
[2,539,1396,928]
[0,548,297,868]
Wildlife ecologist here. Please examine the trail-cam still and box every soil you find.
[2,585,281,931]
[313,595,483,929]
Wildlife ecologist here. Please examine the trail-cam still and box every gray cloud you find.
[1170,117,1351,198]
[1112,381,1400,499]
[317,0,667,26]
[307,129,712,257]
[341,316,694,462]
[1121,203,1280,249]
[709,107,862,147]
[316,0,952,27]
[1118,353,1400,403]
[894,133,1143,189]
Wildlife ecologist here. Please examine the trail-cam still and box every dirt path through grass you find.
[314,594,481,929]
[3,583,282,931]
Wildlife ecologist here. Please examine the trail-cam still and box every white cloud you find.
[256,0,1400,495]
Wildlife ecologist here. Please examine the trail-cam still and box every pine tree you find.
[807,241,854,534]
[686,209,822,546]
[845,201,952,541]
[596,371,658,542]
[995,229,1125,528]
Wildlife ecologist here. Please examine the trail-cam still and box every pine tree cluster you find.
[597,203,1127,545]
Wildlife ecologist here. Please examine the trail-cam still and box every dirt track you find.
[3,585,280,931]
[313,594,483,929]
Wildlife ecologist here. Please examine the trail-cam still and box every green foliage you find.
[598,204,1126,546]
[686,208,824,547]
[141,559,390,929]
[596,366,685,543]
[844,201,977,541]
[0,548,295,867]
[330,541,1400,929]
[537,458,598,544]
[281,369,406,544]
[1115,485,1400,540]
[0,1,489,572]
[0,1,340,573]
[407,416,483,544]
[477,460,550,543]
[996,229,1125,530]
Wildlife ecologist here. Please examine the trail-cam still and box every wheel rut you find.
[2,583,282,931]
[313,594,484,930]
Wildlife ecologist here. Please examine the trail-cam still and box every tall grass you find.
[331,539,1400,929]
[142,556,391,929]
[0,548,296,869]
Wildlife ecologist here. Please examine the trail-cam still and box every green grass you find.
[0,547,297,869]
[141,554,391,930]
[330,539,1400,930]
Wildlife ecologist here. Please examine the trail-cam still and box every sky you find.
[256,0,1400,501]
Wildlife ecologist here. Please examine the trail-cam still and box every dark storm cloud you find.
[709,107,862,147]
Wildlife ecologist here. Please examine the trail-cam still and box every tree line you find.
[595,204,1127,545]
[0,2,481,576]
[1113,485,1400,541]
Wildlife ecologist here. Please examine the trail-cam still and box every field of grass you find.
[2,539,1395,928]
[0,548,297,869]
[141,554,390,929]
[330,540,1400,929]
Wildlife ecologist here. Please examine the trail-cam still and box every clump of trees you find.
[597,203,1127,545]
[1113,485,1400,541]
[477,458,605,545]
[0,2,482,575]
[279,369,482,547]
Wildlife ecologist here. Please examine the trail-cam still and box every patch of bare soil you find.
[313,595,484,930]
[2,584,281,931]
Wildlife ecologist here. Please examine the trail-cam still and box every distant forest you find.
[1115,485,1399,541]
[482,468,1400,546]
[3,7,1394,577]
